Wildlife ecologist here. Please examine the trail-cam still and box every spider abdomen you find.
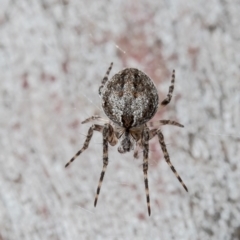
[101,68,159,128]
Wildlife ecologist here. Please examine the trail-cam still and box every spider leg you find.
[157,129,188,192]
[161,69,175,106]
[108,124,118,146]
[149,129,158,140]
[148,119,184,128]
[82,115,109,124]
[159,120,184,127]
[65,124,104,168]
[142,127,151,216]
[134,142,140,159]
[94,123,109,207]
[99,62,113,96]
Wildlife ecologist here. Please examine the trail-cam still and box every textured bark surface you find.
[0,1,240,239]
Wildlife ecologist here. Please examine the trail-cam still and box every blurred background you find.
[0,0,240,239]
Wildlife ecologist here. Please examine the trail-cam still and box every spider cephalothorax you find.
[65,63,188,216]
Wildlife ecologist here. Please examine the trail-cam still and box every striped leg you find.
[159,120,184,127]
[161,69,175,106]
[98,62,113,95]
[82,115,109,124]
[65,124,103,168]
[149,129,157,140]
[157,129,188,192]
[142,127,151,216]
[148,120,184,128]
[94,124,109,207]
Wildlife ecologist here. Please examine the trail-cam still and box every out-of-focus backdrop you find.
[0,1,240,239]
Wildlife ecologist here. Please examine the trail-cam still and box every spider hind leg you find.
[157,129,188,192]
[142,127,151,216]
[94,124,110,207]
[65,124,103,168]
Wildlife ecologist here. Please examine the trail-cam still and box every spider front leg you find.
[94,123,110,207]
[157,129,188,192]
[65,124,103,167]
[133,142,140,159]
[142,127,151,216]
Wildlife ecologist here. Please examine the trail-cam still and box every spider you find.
[65,63,188,216]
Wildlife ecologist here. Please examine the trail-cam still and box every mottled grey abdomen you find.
[101,68,159,128]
